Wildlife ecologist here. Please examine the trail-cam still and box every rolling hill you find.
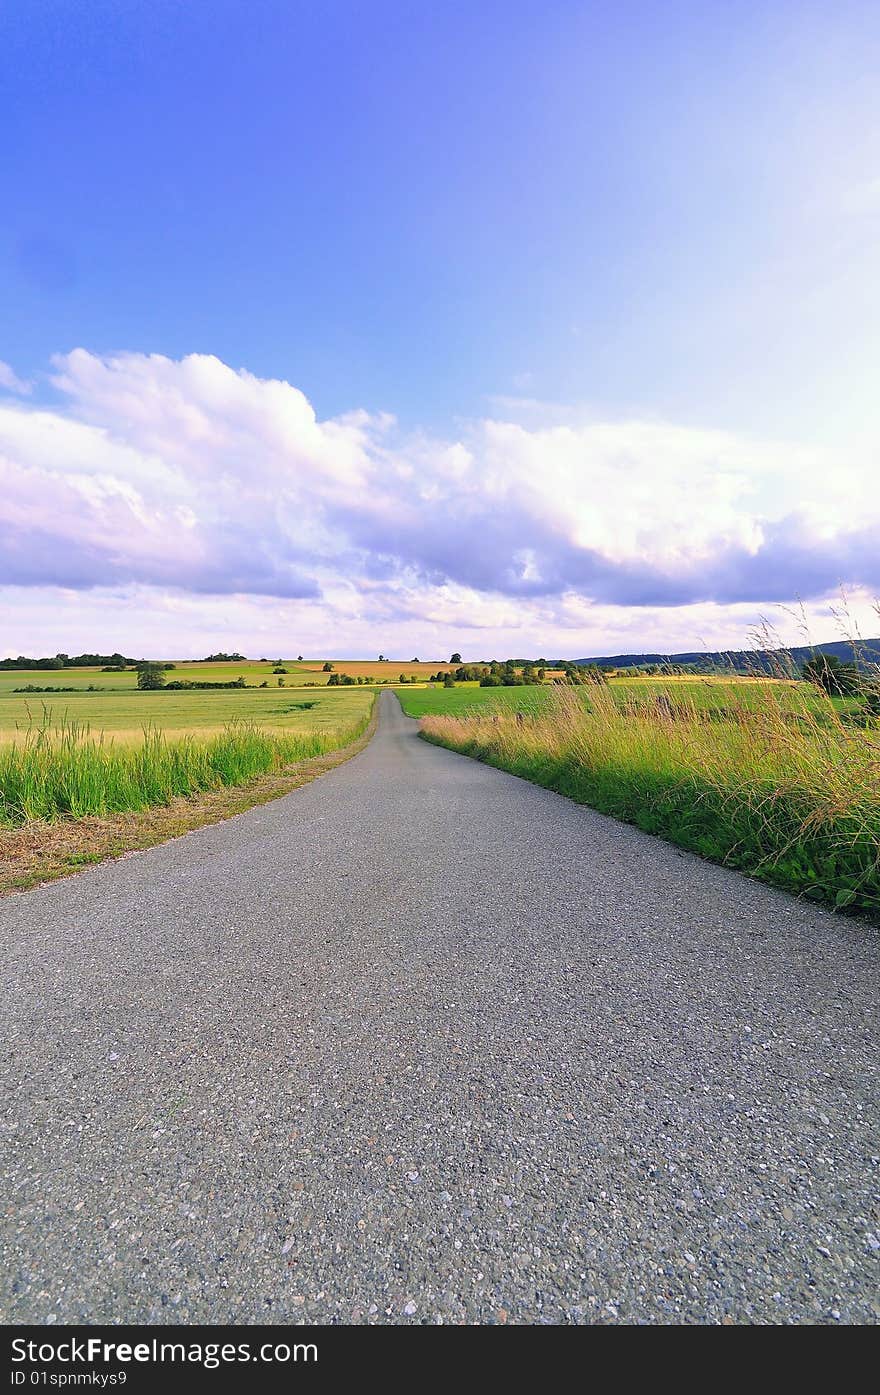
[570,637,880,673]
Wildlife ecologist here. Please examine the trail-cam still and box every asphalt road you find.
[1,691,878,1324]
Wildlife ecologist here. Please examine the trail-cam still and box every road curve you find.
[1,690,878,1324]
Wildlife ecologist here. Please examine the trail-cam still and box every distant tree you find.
[858,683,880,718]
[137,664,166,690]
[322,662,334,672]
[450,652,462,664]
[801,653,860,696]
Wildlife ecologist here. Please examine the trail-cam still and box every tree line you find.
[0,651,138,670]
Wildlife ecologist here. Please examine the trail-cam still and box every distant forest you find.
[571,637,880,674]
[0,652,138,670]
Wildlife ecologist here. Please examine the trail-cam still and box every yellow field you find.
[0,658,458,695]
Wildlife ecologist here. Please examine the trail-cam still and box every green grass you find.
[0,680,374,744]
[419,685,880,918]
[399,674,857,721]
[396,682,554,718]
[0,700,374,824]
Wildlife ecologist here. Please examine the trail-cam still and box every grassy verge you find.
[419,686,880,919]
[0,699,377,895]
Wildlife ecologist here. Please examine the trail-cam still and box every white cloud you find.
[1,347,878,656]
[0,360,32,395]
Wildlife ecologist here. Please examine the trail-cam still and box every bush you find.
[164,677,247,690]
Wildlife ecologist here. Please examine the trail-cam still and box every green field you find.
[0,666,376,743]
[396,682,552,718]
[4,662,850,737]
[0,683,373,744]
[397,674,855,721]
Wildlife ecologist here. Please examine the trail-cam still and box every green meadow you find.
[0,680,372,744]
[396,683,553,719]
[397,674,856,722]
[0,663,385,743]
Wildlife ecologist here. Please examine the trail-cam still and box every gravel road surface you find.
[1,691,878,1324]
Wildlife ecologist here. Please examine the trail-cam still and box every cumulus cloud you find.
[0,360,32,395]
[1,348,877,654]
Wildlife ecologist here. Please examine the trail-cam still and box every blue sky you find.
[2,1,879,657]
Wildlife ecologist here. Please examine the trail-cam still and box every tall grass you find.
[0,710,370,824]
[421,681,880,917]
